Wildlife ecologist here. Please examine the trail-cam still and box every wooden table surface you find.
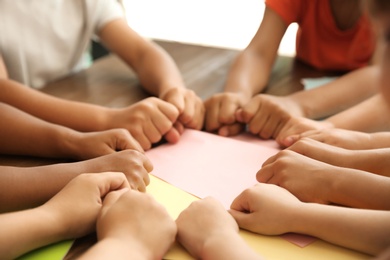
[2,40,353,259]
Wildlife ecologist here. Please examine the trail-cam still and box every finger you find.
[157,99,181,122]
[163,89,185,114]
[178,94,195,126]
[130,126,152,151]
[256,165,274,183]
[102,188,130,207]
[117,130,144,153]
[259,115,280,139]
[143,119,164,144]
[280,134,300,147]
[219,100,239,125]
[240,99,259,123]
[204,100,221,132]
[97,172,130,197]
[173,121,185,135]
[228,209,252,230]
[218,123,245,137]
[230,191,251,212]
[235,109,245,123]
[164,127,181,144]
[182,99,205,130]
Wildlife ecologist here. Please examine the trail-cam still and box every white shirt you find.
[0,0,124,88]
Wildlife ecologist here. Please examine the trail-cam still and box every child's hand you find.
[67,129,144,160]
[109,97,180,150]
[276,116,334,147]
[97,190,176,259]
[257,149,337,204]
[204,92,247,136]
[41,172,130,240]
[77,150,152,191]
[235,94,304,139]
[160,87,205,131]
[176,197,239,258]
[229,183,302,235]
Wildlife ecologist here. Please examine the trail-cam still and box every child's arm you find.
[325,94,390,132]
[97,18,205,130]
[230,183,390,256]
[0,150,152,212]
[176,197,262,260]
[257,149,390,210]
[0,102,144,160]
[0,172,130,260]
[0,79,180,150]
[286,137,390,177]
[204,7,288,136]
[80,190,176,260]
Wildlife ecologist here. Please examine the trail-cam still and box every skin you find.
[81,190,176,260]
[257,148,390,210]
[0,172,130,260]
[229,183,390,256]
[0,102,144,160]
[0,150,152,212]
[176,197,261,260]
[286,137,390,177]
[0,79,180,150]
[204,1,372,137]
[236,66,379,141]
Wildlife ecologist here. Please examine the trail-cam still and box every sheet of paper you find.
[147,129,279,209]
[146,129,316,247]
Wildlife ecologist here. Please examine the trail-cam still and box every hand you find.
[97,190,176,259]
[110,97,180,150]
[204,92,248,136]
[176,197,239,258]
[41,172,130,240]
[68,128,144,160]
[160,87,205,130]
[236,94,304,139]
[285,128,374,150]
[257,149,338,204]
[229,183,302,235]
[76,150,152,192]
[276,116,334,147]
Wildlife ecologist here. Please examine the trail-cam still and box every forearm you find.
[328,168,390,210]
[290,66,379,119]
[347,148,390,176]
[294,203,390,255]
[325,94,390,132]
[202,231,262,260]
[0,102,85,158]
[224,51,273,98]
[0,79,110,132]
[0,207,63,260]
[0,164,82,212]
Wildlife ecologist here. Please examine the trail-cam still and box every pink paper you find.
[147,129,279,208]
[147,129,316,247]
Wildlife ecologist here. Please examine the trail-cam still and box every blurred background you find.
[122,0,298,56]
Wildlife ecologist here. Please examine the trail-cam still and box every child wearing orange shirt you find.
[204,0,377,139]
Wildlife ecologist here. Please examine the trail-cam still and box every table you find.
[4,40,368,260]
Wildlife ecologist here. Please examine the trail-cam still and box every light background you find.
[122,0,298,56]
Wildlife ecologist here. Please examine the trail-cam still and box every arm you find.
[0,150,152,212]
[98,19,205,130]
[0,102,143,160]
[0,79,180,150]
[204,7,287,136]
[290,66,379,119]
[325,94,390,132]
[80,190,176,260]
[286,137,390,176]
[257,149,390,210]
[0,172,130,260]
[176,197,262,260]
[230,183,390,256]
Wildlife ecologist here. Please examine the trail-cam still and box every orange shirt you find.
[265,0,375,71]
